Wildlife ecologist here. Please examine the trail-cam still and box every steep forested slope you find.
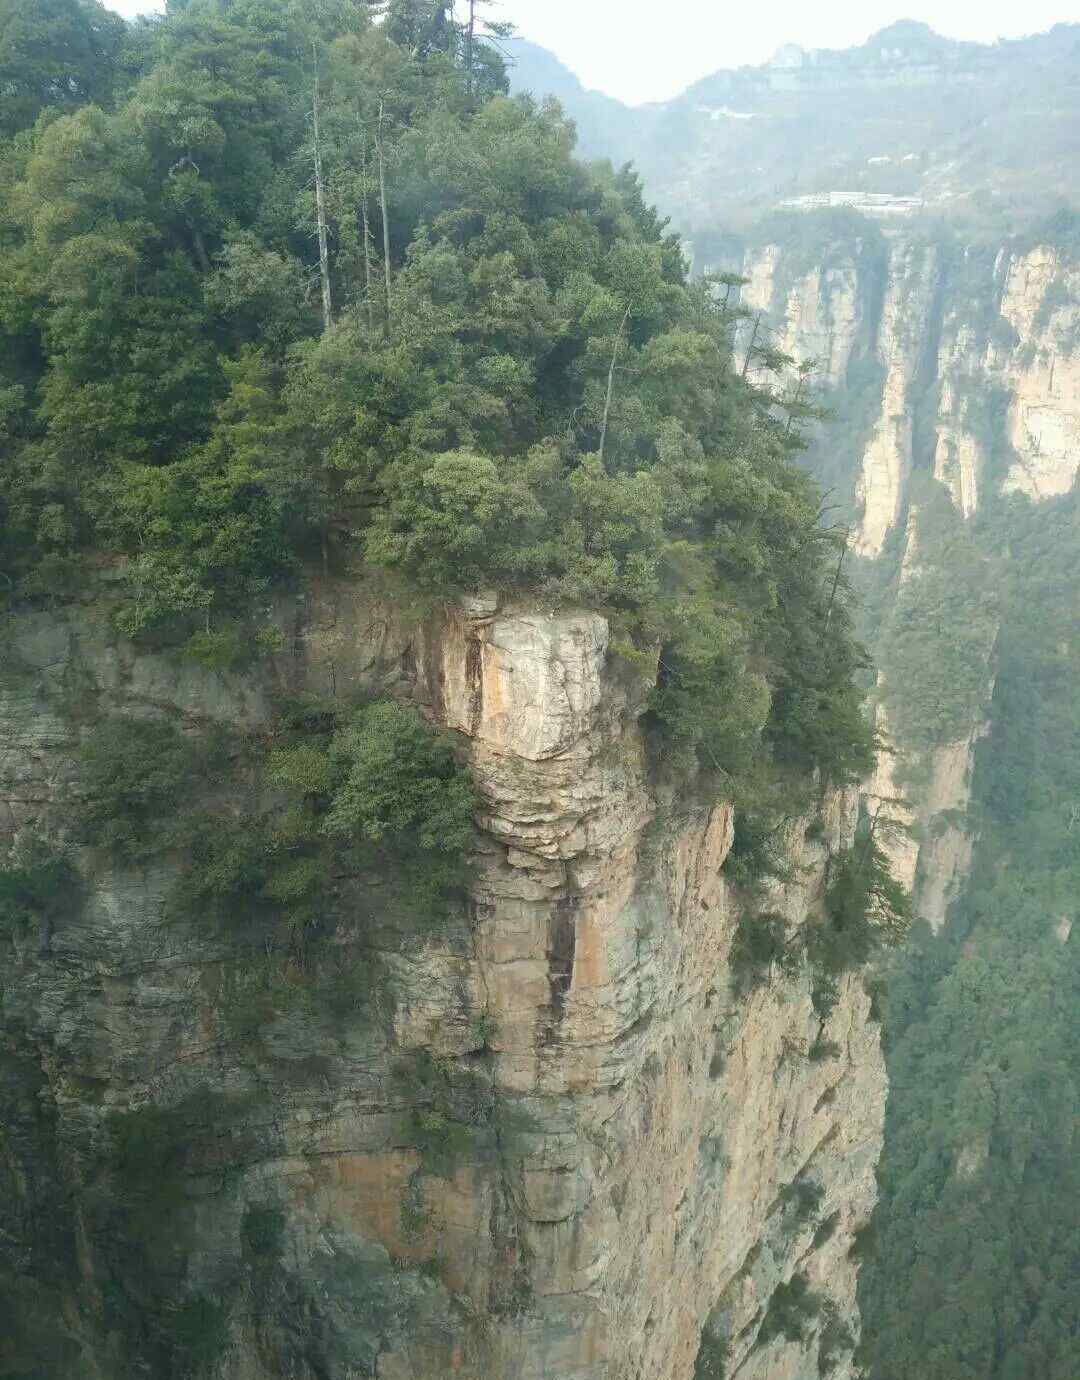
[858,492,1080,1380]
[728,209,1080,1380]
[0,5,899,1379]
[0,0,872,795]
[512,25,1080,1380]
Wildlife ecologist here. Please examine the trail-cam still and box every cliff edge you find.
[1,583,884,1379]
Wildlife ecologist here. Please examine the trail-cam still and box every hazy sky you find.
[105,2,1076,103]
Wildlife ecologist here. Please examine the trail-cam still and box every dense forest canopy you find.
[0,0,878,806]
[0,8,911,1375]
[860,492,1080,1380]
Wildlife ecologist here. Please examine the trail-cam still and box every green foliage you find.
[650,623,770,784]
[779,1176,825,1226]
[0,0,873,808]
[0,848,76,939]
[1012,205,1080,262]
[411,1107,476,1179]
[877,487,999,753]
[324,700,474,865]
[0,0,126,139]
[76,715,216,862]
[176,811,292,933]
[694,1330,732,1380]
[748,208,888,286]
[106,1097,196,1214]
[817,1308,854,1375]
[807,822,912,978]
[811,1211,841,1251]
[723,783,805,889]
[160,1295,230,1375]
[730,910,798,991]
[861,492,1080,1380]
[179,626,247,672]
[405,1050,495,1178]
[731,810,911,1001]
[104,1096,179,1175]
[99,1087,260,1377]
[241,1203,286,1261]
[758,1272,823,1347]
[172,699,473,1042]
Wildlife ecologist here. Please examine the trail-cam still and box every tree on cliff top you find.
[0,0,873,799]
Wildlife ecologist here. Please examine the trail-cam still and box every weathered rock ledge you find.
[1,584,885,1379]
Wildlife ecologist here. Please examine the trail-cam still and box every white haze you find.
[105,2,1078,104]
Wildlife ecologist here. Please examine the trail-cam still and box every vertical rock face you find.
[742,229,1079,927]
[849,242,938,558]
[741,247,863,386]
[2,589,884,1379]
[932,245,1080,511]
[744,234,1080,536]
[865,698,983,932]
[998,248,1080,500]
[744,237,940,558]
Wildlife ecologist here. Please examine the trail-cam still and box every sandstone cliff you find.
[2,585,883,1379]
[740,230,1079,927]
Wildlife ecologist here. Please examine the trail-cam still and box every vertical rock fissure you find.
[910,245,950,480]
[546,896,577,1030]
[465,633,484,739]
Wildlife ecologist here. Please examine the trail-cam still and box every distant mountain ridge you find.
[504,38,639,163]
[508,21,1080,234]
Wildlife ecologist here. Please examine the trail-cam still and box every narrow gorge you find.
[736,222,1078,929]
[726,208,1080,1380]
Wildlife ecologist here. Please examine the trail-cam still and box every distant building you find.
[779,191,925,217]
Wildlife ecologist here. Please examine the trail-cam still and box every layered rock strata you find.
[1,585,884,1380]
[741,233,1078,928]
[742,237,1080,534]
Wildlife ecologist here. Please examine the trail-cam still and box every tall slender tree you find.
[375,98,392,339]
[311,45,334,333]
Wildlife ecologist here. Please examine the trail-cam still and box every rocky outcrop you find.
[740,247,863,387]
[743,236,1079,537]
[741,236,943,557]
[931,244,1080,512]
[741,230,1078,927]
[1,585,884,1380]
[849,241,938,557]
[998,248,1080,500]
[865,700,982,933]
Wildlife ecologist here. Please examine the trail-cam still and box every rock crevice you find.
[1,589,884,1380]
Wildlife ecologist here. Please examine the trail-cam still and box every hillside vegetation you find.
[508,21,1080,237]
[0,0,878,804]
[860,491,1080,1380]
[0,8,918,1376]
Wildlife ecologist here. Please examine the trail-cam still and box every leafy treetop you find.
[0,0,873,798]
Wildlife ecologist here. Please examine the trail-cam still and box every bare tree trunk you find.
[359,133,374,336]
[466,0,476,95]
[824,538,848,627]
[741,312,761,379]
[312,49,333,333]
[376,100,392,340]
[785,377,805,435]
[598,306,631,466]
[190,228,211,275]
